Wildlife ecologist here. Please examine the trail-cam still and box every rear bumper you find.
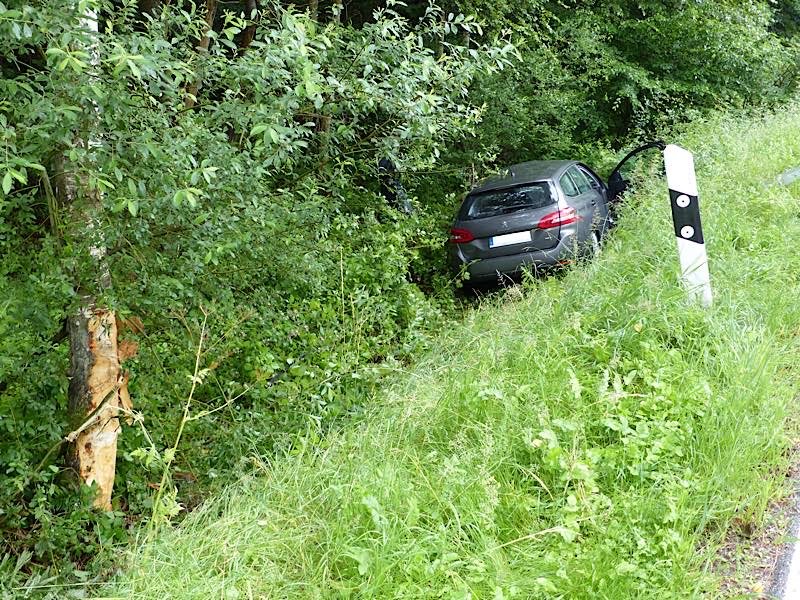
[449,232,578,282]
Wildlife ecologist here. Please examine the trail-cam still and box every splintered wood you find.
[67,308,132,510]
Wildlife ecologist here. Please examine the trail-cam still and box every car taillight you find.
[537,206,580,229]
[449,228,475,243]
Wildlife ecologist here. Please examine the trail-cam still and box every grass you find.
[107,105,800,599]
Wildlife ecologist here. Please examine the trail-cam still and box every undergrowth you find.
[105,106,800,598]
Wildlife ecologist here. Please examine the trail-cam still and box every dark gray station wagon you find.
[448,160,610,283]
[447,143,664,283]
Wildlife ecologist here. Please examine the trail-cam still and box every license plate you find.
[489,231,532,248]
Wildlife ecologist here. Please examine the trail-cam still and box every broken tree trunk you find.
[54,144,130,511]
[56,4,130,511]
[66,306,126,510]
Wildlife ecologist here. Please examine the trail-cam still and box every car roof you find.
[470,160,577,194]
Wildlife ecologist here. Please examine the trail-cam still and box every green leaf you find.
[126,58,141,78]
[127,198,139,217]
[68,55,86,73]
[304,78,320,99]
[2,171,12,194]
[344,547,371,576]
[172,189,186,207]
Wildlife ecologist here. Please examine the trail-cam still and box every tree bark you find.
[65,307,125,509]
[185,0,218,109]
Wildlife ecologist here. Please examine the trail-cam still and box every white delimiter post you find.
[663,144,713,307]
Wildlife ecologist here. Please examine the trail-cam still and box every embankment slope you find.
[111,106,800,599]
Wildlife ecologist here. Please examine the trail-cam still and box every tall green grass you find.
[109,106,800,599]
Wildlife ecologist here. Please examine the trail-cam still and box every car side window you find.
[567,166,592,194]
[577,166,601,190]
[560,171,579,197]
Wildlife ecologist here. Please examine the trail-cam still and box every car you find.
[448,142,664,284]
[448,160,609,283]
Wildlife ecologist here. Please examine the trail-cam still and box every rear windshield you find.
[461,183,554,220]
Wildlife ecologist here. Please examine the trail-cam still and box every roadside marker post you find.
[663,144,713,307]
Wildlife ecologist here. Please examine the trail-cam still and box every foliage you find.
[447,0,799,168]
[111,103,800,599]
[1,0,800,592]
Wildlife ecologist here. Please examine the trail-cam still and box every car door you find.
[576,164,609,234]
[607,141,666,200]
[559,166,595,246]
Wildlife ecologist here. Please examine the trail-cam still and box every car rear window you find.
[461,183,554,220]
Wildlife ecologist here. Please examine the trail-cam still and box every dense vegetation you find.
[1,0,800,593]
[113,106,800,597]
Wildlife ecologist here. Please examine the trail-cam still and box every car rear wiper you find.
[499,205,534,215]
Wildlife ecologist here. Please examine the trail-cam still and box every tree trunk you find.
[53,144,128,512]
[185,0,218,109]
[56,5,129,511]
[435,11,445,59]
[237,0,258,55]
[66,307,125,510]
